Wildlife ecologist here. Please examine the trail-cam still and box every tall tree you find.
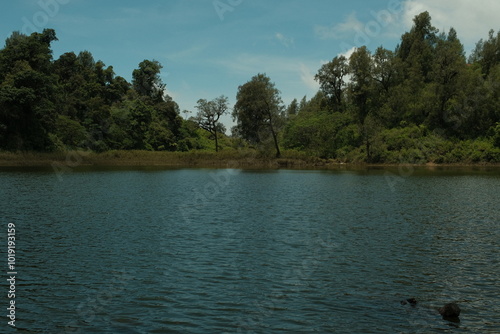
[131,60,183,150]
[233,73,284,157]
[132,60,165,103]
[0,29,58,150]
[286,98,299,118]
[469,29,500,77]
[299,96,308,112]
[194,95,229,152]
[371,47,404,127]
[427,28,466,130]
[349,46,374,123]
[315,55,349,112]
[372,47,400,94]
[348,47,377,161]
[397,11,439,83]
[394,12,440,125]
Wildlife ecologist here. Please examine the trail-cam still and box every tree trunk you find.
[214,127,219,152]
[264,101,281,158]
[269,122,281,158]
[365,138,371,162]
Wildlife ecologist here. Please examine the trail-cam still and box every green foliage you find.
[397,11,439,83]
[469,29,500,77]
[315,55,349,112]
[0,29,195,153]
[349,46,374,123]
[132,60,165,102]
[193,95,229,152]
[54,115,87,148]
[493,123,500,148]
[233,73,284,157]
[286,98,299,117]
[283,97,360,159]
[0,30,58,151]
[0,19,499,163]
[298,12,499,163]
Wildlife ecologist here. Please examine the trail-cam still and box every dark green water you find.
[1,167,499,333]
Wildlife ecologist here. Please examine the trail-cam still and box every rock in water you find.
[407,298,417,306]
[439,303,461,320]
[400,298,418,306]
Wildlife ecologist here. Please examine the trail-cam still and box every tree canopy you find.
[193,95,229,152]
[233,73,284,157]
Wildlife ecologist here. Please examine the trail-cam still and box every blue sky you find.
[1,0,499,129]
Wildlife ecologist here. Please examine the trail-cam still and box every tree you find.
[129,100,154,149]
[286,98,299,118]
[155,95,182,138]
[349,46,374,123]
[371,47,404,127]
[132,60,165,102]
[397,11,439,83]
[427,28,466,130]
[1,29,57,77]
[130,60,183,150]
[315,55,349,112]
[0,29,58,150]
[372,47,400,94]
[348,47,378,161]
[469,29,500,77]
[493,122,500,148]
[52,50,126,151]
[299,91,328,113]
[233,73,284,157]
[394,12,439,125]
[299,96,308,111]
[283,94,360,159]
[194,95,229,152]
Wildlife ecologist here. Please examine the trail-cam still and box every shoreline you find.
[1,150,499,169]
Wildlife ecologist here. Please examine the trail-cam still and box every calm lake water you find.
[1,166,499,333]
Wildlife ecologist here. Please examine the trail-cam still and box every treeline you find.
[1,12,500,163]
[0,29,206,152]
[282,12,500,163]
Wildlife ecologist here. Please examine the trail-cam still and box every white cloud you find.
[163,87,178,101]
[275,32,294,48]
[314,1,498,55]
[215,53,317,84]
[315,12,364,40]
[339,47,357,60]
[215,53,308,76]
[212,53,321,104]
[299,63,320,91]
[166,43,208,61]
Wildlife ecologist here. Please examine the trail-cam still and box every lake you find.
[1,166,499,333]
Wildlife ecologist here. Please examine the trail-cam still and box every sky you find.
[1,0,499,130]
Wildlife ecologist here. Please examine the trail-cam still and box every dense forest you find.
[1,12,499,163]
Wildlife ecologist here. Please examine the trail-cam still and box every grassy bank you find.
[0,150,328,168]
[1,149,499,169]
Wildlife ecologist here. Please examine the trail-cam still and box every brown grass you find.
[1,150,498,169]
[0,150,329,168]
